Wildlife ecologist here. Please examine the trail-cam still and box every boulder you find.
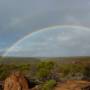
[4,71,30,90]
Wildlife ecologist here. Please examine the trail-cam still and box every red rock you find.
[4,71,30,90]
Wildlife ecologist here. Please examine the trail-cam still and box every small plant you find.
[41,80,56,90]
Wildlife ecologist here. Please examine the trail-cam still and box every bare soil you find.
[55,80,90,90]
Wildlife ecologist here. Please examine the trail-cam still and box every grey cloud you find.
[4,27,90,57]
[1,0,90,56]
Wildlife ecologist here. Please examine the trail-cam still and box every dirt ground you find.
[54,80,90,90]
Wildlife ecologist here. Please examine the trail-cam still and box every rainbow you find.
[3,25,90,57]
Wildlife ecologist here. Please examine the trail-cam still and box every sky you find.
[3,26,90,57]
[1,0,90,57]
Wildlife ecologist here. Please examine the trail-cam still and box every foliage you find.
[36,61,55,81]
[58,64,86,80]
[0,57,90,81]
[41,80,56,90]
[83,64,90,80]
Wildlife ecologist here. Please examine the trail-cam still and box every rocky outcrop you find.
[4,71,30,90]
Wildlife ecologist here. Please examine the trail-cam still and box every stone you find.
[4,71,30,90]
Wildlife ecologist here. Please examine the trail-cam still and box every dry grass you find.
[55,80,90,90]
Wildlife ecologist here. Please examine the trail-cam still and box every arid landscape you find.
[0,57,90,90]
[0,0,90,90]
[55,80,90,90]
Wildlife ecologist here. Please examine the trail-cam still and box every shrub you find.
[36,61,55,81]
[41,80,56,90]
[83,65,90,80]
[59,64,85,80]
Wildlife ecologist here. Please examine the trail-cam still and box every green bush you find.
[83,65,90,80]
[36,61,55,81]
[41,80,56,90]
[59,64,85,79]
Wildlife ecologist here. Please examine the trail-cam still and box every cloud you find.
[9,17,23,27]
[64,15,81,25]
[0,49,6,52]
[1,0,90,56]
[56,36,72,41]
[4,26,90,57]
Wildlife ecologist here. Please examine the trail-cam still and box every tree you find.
[36,61,55,81]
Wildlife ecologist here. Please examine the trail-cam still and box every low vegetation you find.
[41,80,56,90]
[0,57,90,89]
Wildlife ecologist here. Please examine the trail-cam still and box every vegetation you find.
[36,61,55,81]
[41,80,56,90]
[0,57,90,89]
